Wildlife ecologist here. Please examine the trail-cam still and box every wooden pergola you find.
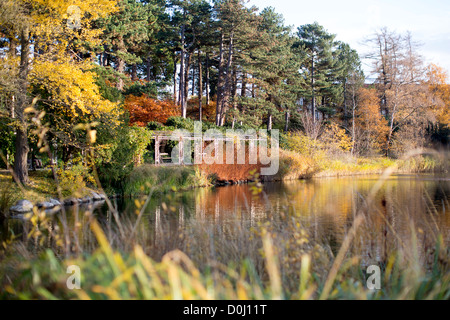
[151,131,265,166]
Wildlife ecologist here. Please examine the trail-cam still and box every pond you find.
[2,174,450,263]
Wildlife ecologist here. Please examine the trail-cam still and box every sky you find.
[248,0,450,78]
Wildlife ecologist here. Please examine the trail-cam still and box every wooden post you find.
[179,136,184,165]
[249,139,257,165]
[194,136,202,165]
[155,136,160,165]
[214,138,220,164]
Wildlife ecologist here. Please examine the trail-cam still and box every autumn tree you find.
[365,29,431,155]
[354,88,389,155]
[427,64,450,126]
[0,0,118,184]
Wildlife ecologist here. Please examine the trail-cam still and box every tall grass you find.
[1,203,448,300]
[0,180,18,219]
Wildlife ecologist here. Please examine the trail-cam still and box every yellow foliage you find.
[285,132,324,157]
[30,58,120,120]
[324,123,353,152]
[24,0,118,49]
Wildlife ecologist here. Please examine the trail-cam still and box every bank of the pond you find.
[313,156,444,178]
[2,154,445,216]
[0,170,107,218]
[122,154,447,196]
[123,165,212,197]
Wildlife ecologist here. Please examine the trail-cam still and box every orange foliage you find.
[427,64,450,126]
[356,88,389,151]
[197,145,262,182]
[124,94,180,126]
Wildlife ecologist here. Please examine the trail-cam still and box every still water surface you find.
[2,174,450,256]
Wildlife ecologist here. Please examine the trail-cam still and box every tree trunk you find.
[267,113,273,131]
[385,107,396,157]
[216,33,225,126]
[180,22,186,116]
[191,62,195,97]
[103,52,109,67]
[220,32,234,126]
[284,110,290,132]
[311,56,316,123]
[231,66,237,100]
[14,127,29,184]
[173,55,178,102]
[146,56,152,81]
[231,66,237,128]
[116,37,126,91]
[198,50,203,121]
[241,72,247,98]
[131,64,138,82]
[205,52,210,107]
[9,37,16,58]
[14,27,30,185]
[184,51,192,107]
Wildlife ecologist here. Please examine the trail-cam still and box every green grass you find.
[0,170,57,204]
[123,165,212,197]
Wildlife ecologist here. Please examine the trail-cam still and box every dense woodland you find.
[0,0,449,188]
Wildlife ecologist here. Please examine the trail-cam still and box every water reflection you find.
[2,174,449,260]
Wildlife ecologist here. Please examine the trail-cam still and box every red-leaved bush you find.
[125,94,180,126]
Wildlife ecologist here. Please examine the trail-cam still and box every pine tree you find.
[296,22,340,122]
[214,0,259,126]
[97,0,157,90]
[240,7,302,130]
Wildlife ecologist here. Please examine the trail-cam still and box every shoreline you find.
[2,158,446,217]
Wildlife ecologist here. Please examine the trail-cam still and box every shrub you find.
[275,149,319,180]
[146,121,164,131]
[283,131,326,163]
[56,164,93,197]
[322,123,353,153]
[165,116,195,131]
[125,95,180,127]
[96,125,152,191]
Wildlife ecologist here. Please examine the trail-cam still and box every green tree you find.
[214,0,259,126]
[97,0,158,90]
[296,22,341,123]
[240,7,302,131]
